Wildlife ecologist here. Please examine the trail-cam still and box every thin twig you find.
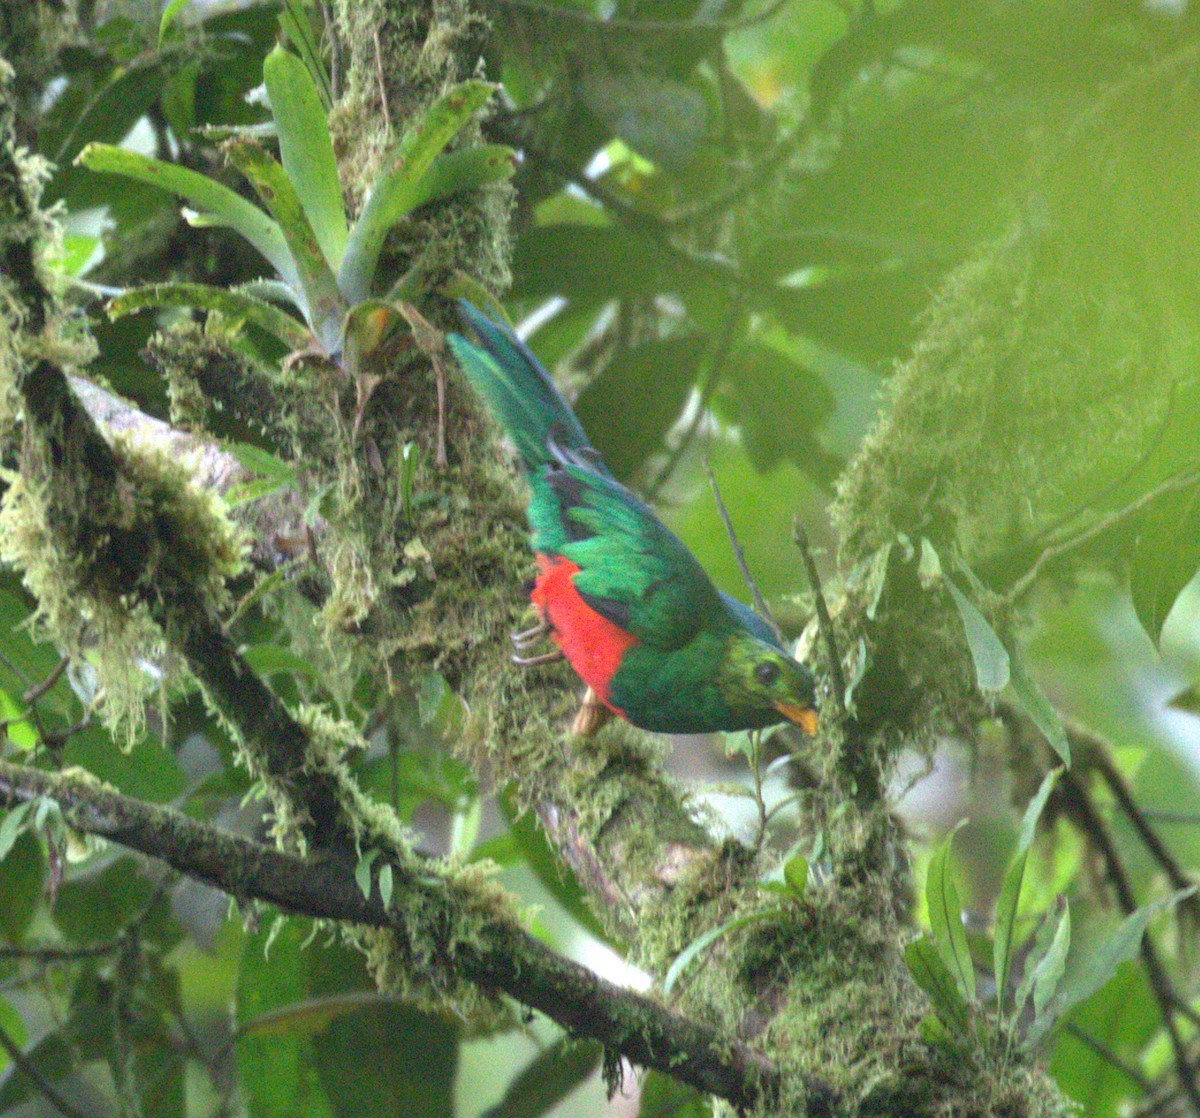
[372,28,393,134]
[486,0,790,36]
[703,455,782,645]
[1060,770,1200,1117]
[1062,1021,1154,1092]
[1089,746,1197,902]
[23,656,68,706]
[0,1019,94,1118]
[645,302,742,501]
[1142,810,1200,825]
[0,940,123,961]
[1005,466,1200,604]
[792,520,846,714]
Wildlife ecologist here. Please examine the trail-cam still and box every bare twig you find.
[372,28,392,134]
[703,455,782,645]
[1059,770,1200,1117]
[1004,466,1200,605]
[23,656,68,706]
[792,520,846,714]
[645,302,741,501]
[0,1018,94,1118]
[1062,1021,1154,1092]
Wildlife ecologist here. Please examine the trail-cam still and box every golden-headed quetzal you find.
[449,302,819,737]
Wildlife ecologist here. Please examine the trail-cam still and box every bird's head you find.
[720,636,819,734]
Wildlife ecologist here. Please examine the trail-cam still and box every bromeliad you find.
[449,302,818,737]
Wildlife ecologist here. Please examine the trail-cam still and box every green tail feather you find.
[448,301,596,474]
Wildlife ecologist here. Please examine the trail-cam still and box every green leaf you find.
[158,0,191,45]
[903,937,971,1037]
[926,823,975,1002]
[107,282,314,350]
[497,793,610,945]
[242,991,399,1038]
[0,832,44,940]
[480,1039,601,1118]
[242,645,317,680]
[338,81,496,302]
[0,997,26,1075]
[224,137,347,350]
[0,801,32,861]
[229,443,300,486]
[637,1071,709,1118]
[993,770,1060,1012]
[378,863,393,909]
[278,0,332,109]
[237,918,334,1118]
[0,687,37,750]
[410,145,516,212]
[945,577,1011,692]
[355,849,379,899]
[577,66,706,172]
[663,909,777,995]
[264,45,348,272]
[573,335,706,481]
[53,62,168,172]
[783,853,809,897]
[1031,903,1071,1027]
[76,143,300,296]
[1030,886,1198,1046]
[1007,650,1070,765]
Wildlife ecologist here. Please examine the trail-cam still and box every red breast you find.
[531,554,637,713]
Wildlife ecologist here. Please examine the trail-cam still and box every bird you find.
[448,301,819,738]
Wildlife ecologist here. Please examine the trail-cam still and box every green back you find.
[450,301,779,654]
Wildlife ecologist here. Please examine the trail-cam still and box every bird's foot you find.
[571,687,614,737]
[510,617,551,652]
[512,648,565,667]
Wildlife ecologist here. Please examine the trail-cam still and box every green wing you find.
[542,455,726,651]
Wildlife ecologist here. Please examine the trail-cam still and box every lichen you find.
[0,431,248,744]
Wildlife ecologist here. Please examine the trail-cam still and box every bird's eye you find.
[754,661,780,687]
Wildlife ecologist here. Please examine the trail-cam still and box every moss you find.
[0,420,247,744]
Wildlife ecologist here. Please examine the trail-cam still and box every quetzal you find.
[449,302,819,737]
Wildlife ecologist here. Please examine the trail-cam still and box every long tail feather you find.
[449,301,593,473]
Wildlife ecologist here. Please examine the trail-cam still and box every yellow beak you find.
[775,702,818,735]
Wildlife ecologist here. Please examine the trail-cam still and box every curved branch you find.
[0,760,836,1114]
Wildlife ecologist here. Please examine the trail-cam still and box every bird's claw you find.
[511,649,565,667]
[511,618,551,652]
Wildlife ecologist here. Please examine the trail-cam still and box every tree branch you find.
[0,760,834,1114]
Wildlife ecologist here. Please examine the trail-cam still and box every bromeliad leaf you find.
[926,822,975,1002]
[107,283,313,350]
[338,80,496,302]
[1030,903,1070,1028]
[224,137,347,350]
[264,45,348,272]
[75,144,300,295]
[278,0,333,109]
[407,145,516,215]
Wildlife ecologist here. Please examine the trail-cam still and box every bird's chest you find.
[531,554,637,712]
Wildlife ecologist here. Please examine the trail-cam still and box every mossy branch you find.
[0,759,822,1113]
